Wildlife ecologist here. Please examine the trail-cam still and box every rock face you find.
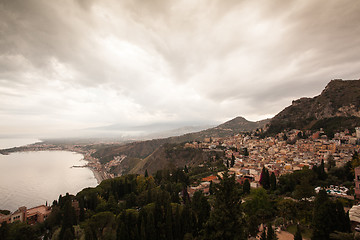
[266,79,360,134]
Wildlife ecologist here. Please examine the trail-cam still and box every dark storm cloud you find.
[0,0,360,136]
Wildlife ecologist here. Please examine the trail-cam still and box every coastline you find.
[88,167,103,185]
[0,142,110,186]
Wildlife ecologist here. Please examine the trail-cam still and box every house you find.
[0,205,51,225]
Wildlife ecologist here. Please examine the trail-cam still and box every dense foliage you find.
[1,153,358,239]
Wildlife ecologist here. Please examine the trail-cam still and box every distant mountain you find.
[92,116,269,174]
[266,79,360,135]
[84,122,216,139]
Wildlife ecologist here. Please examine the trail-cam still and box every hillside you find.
[130,144,209,175]
[266,79,360,135]
[91,117,268,175]
[92,116,269,166]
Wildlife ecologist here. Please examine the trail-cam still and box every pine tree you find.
[204,171,246,240]
[294,224,302,240]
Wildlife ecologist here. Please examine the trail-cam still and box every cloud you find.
[0,0,360,137]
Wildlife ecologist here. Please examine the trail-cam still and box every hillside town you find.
[186,127,360,198]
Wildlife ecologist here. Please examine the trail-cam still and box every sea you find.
[0,139,98,212]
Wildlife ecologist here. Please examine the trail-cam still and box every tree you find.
[231,154,235,167]
[294,225,302,240]
[243,188,272,224]
[226,159,230,168]
[260,229,267,240]
[184,165,189,173]
[0,221,8,240]
[327,155,336,170]
[243,148,249,157]
[243,179,250,194]
[59,198,76,240]
[204,171,246,240]
[145,169,149,178]
[267,224,278,240]
[166,203,173,240]
[312,190,337,240]
[270,172,277,191]
[260,167,270,189]
[192,191,210,233]
[293,178,315,200]
[209,181,214,195]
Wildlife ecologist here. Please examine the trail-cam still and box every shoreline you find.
[0,143,110,185]
[88,167,103,185]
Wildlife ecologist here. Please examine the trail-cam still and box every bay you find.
[0,151,98,212]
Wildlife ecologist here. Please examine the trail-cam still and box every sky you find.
[1,0,360,138]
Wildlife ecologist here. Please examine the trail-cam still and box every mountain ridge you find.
[266,79,360,135]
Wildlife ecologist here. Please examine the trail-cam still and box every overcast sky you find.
[1,0,360,137]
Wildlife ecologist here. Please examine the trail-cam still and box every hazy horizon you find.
[1,0,360,138]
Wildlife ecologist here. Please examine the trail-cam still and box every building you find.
[355,166,360,199]
[26,205,52,225]
[356,127,360,140]
[0,205,51,225]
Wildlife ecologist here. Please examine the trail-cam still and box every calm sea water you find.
[0,151,98,212]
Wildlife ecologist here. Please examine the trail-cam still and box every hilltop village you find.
[183,127,360,198]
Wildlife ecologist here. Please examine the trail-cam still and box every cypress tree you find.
[140,216,146,240]
[166,203,174,240]
[294,225,302,240]
[173,205,181,240]
[243,179,250,194]
[345,211,351,233]
[267,224,277,240]
[231,154,235,167]
[260,167,270,189]
[335,200,347,232]
[270,172,277,191]
[146,211,156,240]
[145,169,149,178]
[59,199,76,240]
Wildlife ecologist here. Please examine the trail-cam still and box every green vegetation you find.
[1,152,358,239]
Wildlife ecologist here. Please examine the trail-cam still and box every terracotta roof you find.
[201,175,217,182]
